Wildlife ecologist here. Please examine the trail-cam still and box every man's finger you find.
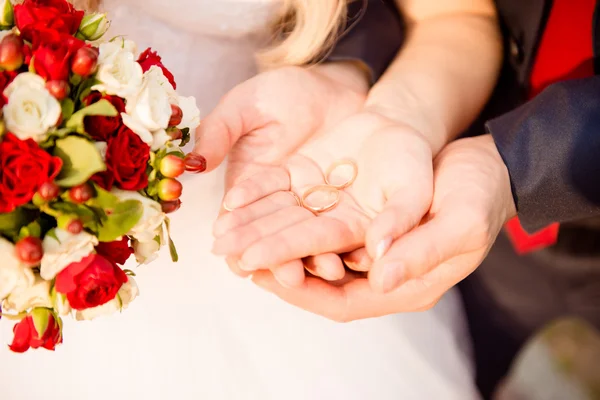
[368,207,473,294]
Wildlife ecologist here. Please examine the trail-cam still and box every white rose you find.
[151,129,171,151]
[0,238,35,300]
[97,39,137,65]
[93,44,143,98]
[53,292,72,316]
[3,274,52,313]
[133,238,161,265]
[40,229,98,280]
[111,189,165,243]
[176,95,201,131]
[125,66,172,132]
[121,112,153,145]
[3,73,61,142]
[75,276,139,321]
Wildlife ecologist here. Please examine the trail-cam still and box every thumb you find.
[186,81,262,173]
[361,128,434,261]
[368,206,471,293]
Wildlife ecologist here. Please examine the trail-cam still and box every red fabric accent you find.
[505,0,596,253]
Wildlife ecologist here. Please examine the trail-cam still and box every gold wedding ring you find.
[286,191,302,207]
[301,184,341,214]
[325,159,358,189]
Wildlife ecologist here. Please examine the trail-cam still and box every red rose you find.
[91,125,150,191]
[0,134,63,213]
[55,253,128,311]
[95,237,133,265]
[137,48,177,89]
[0,71,18,107]
[30,28,84,81]
[9,312,62,353]
[83,92,127,141]
[14,0,84,42]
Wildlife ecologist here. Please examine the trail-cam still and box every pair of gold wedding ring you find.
[288,159,358,214]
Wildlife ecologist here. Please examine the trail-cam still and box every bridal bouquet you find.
[0,0,200,353]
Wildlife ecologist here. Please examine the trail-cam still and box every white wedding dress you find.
[0,1,481,399]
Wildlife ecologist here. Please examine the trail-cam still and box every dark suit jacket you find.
[331,0,600,238]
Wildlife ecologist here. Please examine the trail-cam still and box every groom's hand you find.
[250,135,516,321]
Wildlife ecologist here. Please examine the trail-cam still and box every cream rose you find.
[176,95,201,131]
[120,112,153,145]
[40,229,99,280]
[111,189,165,243]
[132,238,161,265]
[3,73,61,142]
[94,141,108,161]
[75,277,139,321]
[3,274,52,313]
[125,66,172,132]
[0,238,35,300]
[93,42,143,98]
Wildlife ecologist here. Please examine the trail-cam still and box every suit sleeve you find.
[325,0,404,83]
[486,77,600,232]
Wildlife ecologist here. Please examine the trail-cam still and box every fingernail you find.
[238,260,254,271]
[381,262,404,293]
[184,153,207,173]
[222,202,233,212]
[374,236,393,260]
[273,273,293,288]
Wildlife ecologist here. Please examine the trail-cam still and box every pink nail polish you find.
[184,153,207,173]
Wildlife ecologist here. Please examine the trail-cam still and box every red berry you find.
[0,34,24,71]
[45,80,70,100]
[66,219,84,234]
[15,237,43,266]
[69,183,94,203]
[168,104,183,126]
[159,154,185,178]
[71,46,99,77]
[167,128,182,141]
[38,181,60,201]
[157,178,182,201]
[183,153,206,173]
[161,199,181,214]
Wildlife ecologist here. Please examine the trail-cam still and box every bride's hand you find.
[249,135,516,321]
[210,109,435,287]
[188,63,368,283]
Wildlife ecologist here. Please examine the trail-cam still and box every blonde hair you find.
[70,0,348,68]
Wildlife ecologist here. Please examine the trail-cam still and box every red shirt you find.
[506,0,596,254]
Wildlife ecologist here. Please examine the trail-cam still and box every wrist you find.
[314,60,371,95]
[478,134,517,221]
[362,97,448,156]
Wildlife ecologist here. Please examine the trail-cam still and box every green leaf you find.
[96,200,143,242]
[0,208,36,233]
[18,221,42,240]
[61,98,75,122]
[86,184,119,210]
[180,128,191,147]
[66,99,118,133]
[31,308,50,337]
[69,74,82,86]
[164,217,178,262]
[53,135,106,187]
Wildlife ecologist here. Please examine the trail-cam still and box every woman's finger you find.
[213,191,301,238]
[304,253,346,281]
[212,205,313,256]
[342,247,372,272]
[223,166,291,210]
[239,213,367,271]
[271,259,306,288]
